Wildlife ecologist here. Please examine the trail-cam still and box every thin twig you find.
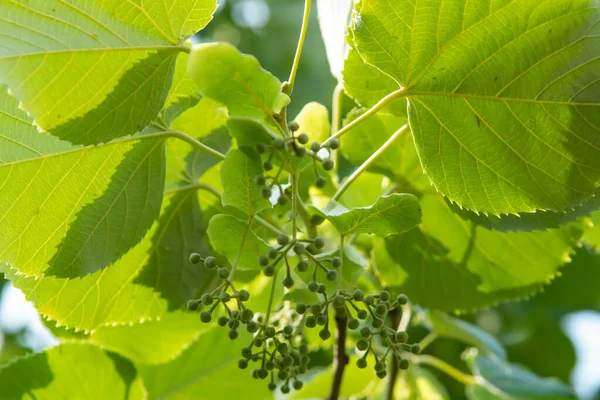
[386,308,401,400]
[286,0,312,95]
[328,315,349,400]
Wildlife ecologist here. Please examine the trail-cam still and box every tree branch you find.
[386,308,401,400]
[328,315,349,400]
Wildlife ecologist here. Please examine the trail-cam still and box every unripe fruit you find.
[396,331,408,343]
[333,295,345,308]
[253,338,263,347]
[310,142,321,152]
[278,195,289,206]
[204,256,217,269]
[315,176,327,188]
[256,143,266,154]
[308,280,319,292]
[242,308,254,322]
[265,360,275,370]
[297,133,308,144]
[219,292,231,303]
[218,268,229,279]
[295,147,306,157]
[310,304,321,315]
[356,358,367,369]
[265,327,276,338]
[376,370,387,379]
[268,382,277,391]
[319,328,331,340]
[356,339,368,351]
[201,293,213,305]
[293,243,305,255]
[263,160,273,171]
[273,138,285,150]
[278,370,288,380]
[322,158,334,171]
[257,368,268,379]
[228,330,239,340]
[241,347,252,358]
[360,327,371,338]
[238,359,248,369]
[372,319,383,329]
[293,380,303,390]
[375,304,388,316]
[317,283,327,294]
[289,121,300,132]
[348,318,360,330]
[254,175,266,186]
[277,234,290,246]
[305,316,317,328]
[296,260,308,272]
[326,270,338,281]
[411,344,421,354]
[298,365,308,374]
[357,309,368,320]
[296,303,307,314]
[380,329,388,339]
[331,257,342,268]
[353,289,365,302]
[283,325,294,336]
[187,300,200,311]
[267,248,279,259]
[375,361,386,373]
[314,237,325,249]
[282,275,295,288]
[260,187,271,199]
[299,344,309,354]
[263,265,275,276]
[189,253,202,264]
[281,385,290,394]
[316,315,327,326]
[328,138,340,150]
[397,294,408,305]
[399,358,410,370]
[282,355,294,367]
[200,312,211,323]
[258,255,269,266]
[238,290,250,302]
[363,296,375,305]
[217,316,229,326]
[380,291,391,302]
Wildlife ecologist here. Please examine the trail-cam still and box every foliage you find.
[0,0,599,399]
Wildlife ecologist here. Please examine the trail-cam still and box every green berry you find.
[399,358,410,370]
[297,133,308,144]
[310,304,322,314]
[268,382,277,391]
[242,308,254,322]
[217,316,229,326]
[278,195,289,206]
[363,296,375,305]
[253,337,263,347]
[299,343,309,354]
[314,237,325,249]
[281,385,290,394]
[187,300,199,311]
[265,360,275,370]
[265,327,276,338]
[380,329,388,339]
[356,339,368,351]
[273,138,286,149]
[322,158,334,171]
[319,328,331,340]
[376,370,387,379]
[267,248,279,259]
[296,260,309,272]
[411,344,421,354]
[353,289,365,302]
[295,147,306,157]
[396,331,408,343]
[278,342,288,354]
[293,380,303,390]
[282,275,295,288]
[254,175,266,186]
[360,327,371,338]
[238,359,248,369]
[357,309,368,320]
[260,187,271,199]
[331,257,342,268]
[298,365,308,374]
[296,303,307,314]
[316,315,327,326]
[315,176,327,188]
[310,142,321,152]
[348,319,360,330]
[375,361,386,373]
[204,256,217,269]
[278,370,288,380]
[372,319,383,329]
[293,243,305,255]
[264,160,273,171]
[375,304,388,316]
[380,291,391,302]
[305,316,317,328]
[238,290,250,302]
[258,255,269,266]
[189,253,202,264]
[201,293,213,305]
[308,281,319,292]
[256,143,266,154]
[219,292,231,303]
[333,295,345,308]
[356,358,367,369]
[228,330,239,340]
[263,265,275,276]
[328,138,340,150]
[277,234,290,246]
[200,312,211,323]
[326,269,338,281]
[397,294,409,305]
[317,283,327,294]
[241,347,252,358]
[283,325,294,336]
[218,268,229,279]
[282,355,294,367]
[289,121,300,132]
[257,368,268,379]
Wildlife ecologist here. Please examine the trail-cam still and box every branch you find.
[286,0,312,95]
[413,355,479,385]
[164,130,226,160]
[328,315,349,400]
[386,308,401,400]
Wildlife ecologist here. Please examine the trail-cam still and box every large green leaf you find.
[0,342,145,399]
[187,42,290,124]
[1,190,215,331]
[0,135,166,278]
[350,0,600,214]
[0,0,217,144]
[313,193,422,236]
[396,366,450,400]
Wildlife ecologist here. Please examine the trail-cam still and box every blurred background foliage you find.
[1,1,599,399]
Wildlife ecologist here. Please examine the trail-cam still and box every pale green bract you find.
[0,0,217,145]
[351,0,600,215]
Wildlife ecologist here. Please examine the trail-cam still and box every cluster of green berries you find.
[257,234,328,289]
[188,253,256,340]
[237,319,310,394]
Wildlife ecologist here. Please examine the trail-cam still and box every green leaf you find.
[187,42,290,124]
[0,136,166,278]
[583,210,600,248]
[0,342,145,399]
[351,0,600,214]
[317,0,354,78]
[289,363,375,399]
[294,102,331,143]
[139,328,268,400]
[162,52,201,124]
[465,350,575,399]
[313,193,422,236]
[89,312,205,365]
[207,214,270,271]
[396,366,450,400]
[1,190,215,331]
[221,148,271,216]
[0,1,217,144]
[425,310,506,359]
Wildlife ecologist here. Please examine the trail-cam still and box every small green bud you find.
[217,316,229,326]
[283,325,294,336]
[265,327,276,338]
[317,283,327,294]
[399,358,410,370]
[293,243,305,255]
[396,331,408,343]
[263,265,275,277]
[315,176,327,188]
[260,187,271,199]
[201,293,213,305]
[267,248,279,259]
[281,385,290,394]
[305,315,317,328]
[297,133,308,144]
[228,329,239,340]
[219,292,231,303]
[187,300,199,311]
[308,280,319,292]
[379,291,391,302]
[277,234,290,246]
[293,380,303,390]
[363,296,375,305]
[357,309,368,320]
[296,303,307,314]
[204,256,217,269]
[268,382,277,391]
[282,275,295,288]
[189,253,202,264]
[356,339,369,351]
[411,344,421,354]
[333,295,345,308]
[273,138,286,150]
[258,255,269,266]
[348,318,360,330]
[375,304,388,316]
[263,160,273,171]
[331,257,342,268]
[200,312,211,323]
[374,361,386,373]
[296,260,309,272]
[372,319,383,329]
[356,358,367,369]
[277,195,289,206]
[313,237,325,249]
[397,294,408,305]
[238,359,248,369]
[218,268,229,279]
[254,175,266,186]
[238,290,250,302]
[352,289,364,302]
[326,269,338,281]
[328,138,340,150]
[256,143,266,154]
[289,121,300,132]
[310,142,321,152]
[319,328,331,340]
[322,158,334,171]
[316,315,327,326]
[360,327,371,338]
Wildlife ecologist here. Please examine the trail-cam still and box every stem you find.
[263,268,280,328]
[337,235,345,292]
[254,216,286,236]
[321,88,407,147]
[397,303,411,332]
[286,0,312,95]
[332,124,410,201]
[228,215,254,281]
[331,83,344,135]
[413,355,479,385]
[419,332,437,351]
[291,173,298,239]
[386,309,401,400]
[328,315,349,400]
[165,182,221,198]
[164,130,226,160]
